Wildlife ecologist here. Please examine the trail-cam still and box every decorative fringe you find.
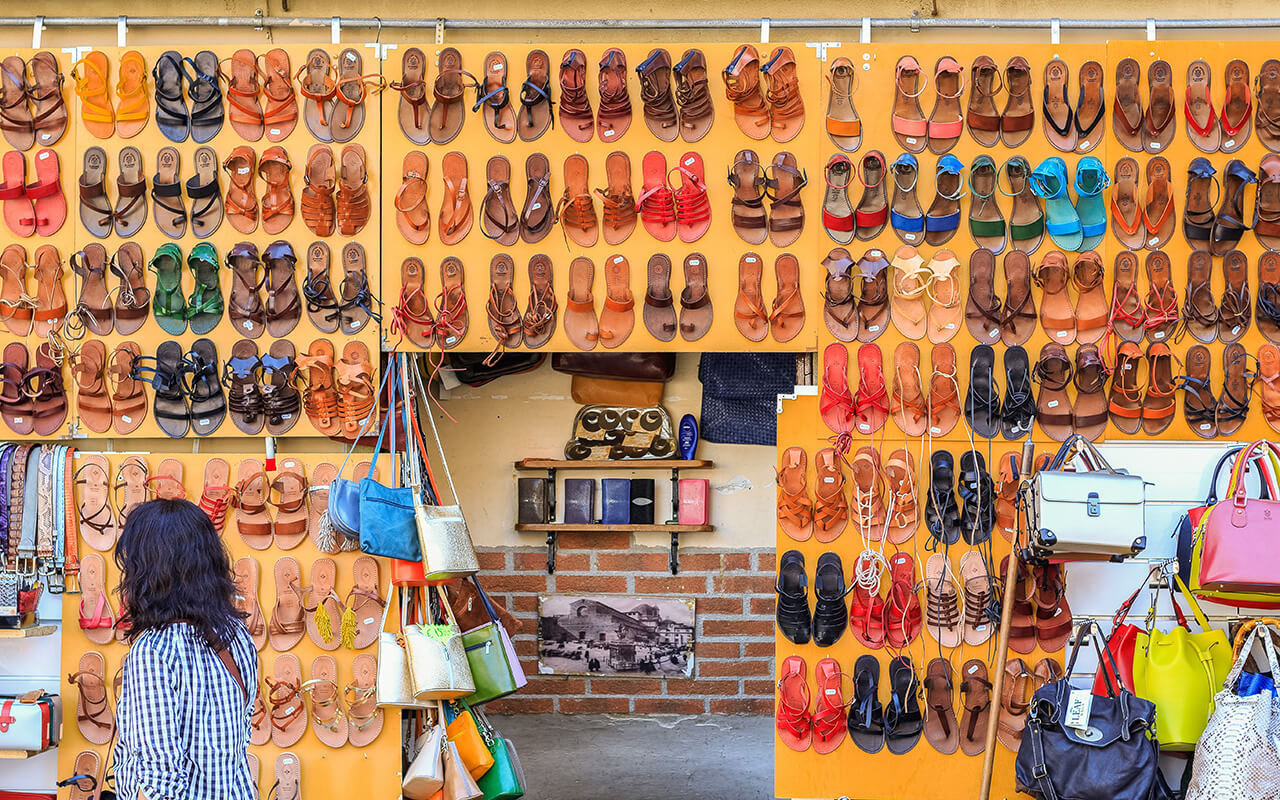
[316,597,334,643]
[315,510,339,554]
[340,602,358,650]
[339,529,361,552]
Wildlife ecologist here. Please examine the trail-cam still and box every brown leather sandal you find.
[558,49,594,143]
[722,45,769,139]
[679,252,713,342]
[263,241,301,338]
[234,556,268,650]
[297,48,337,142]
[1219,249,1251,343]
[434,257,468,349]
[967,56,1002,147]
[223,145,258,234]
[520,153,554,244]
[266,654,307,746]
[478,51,517,144]
[728,149,767,244]
[69,651,114,744]
[29,52,69,148]
[1143,249,1179,343]
[1073,343,1109,440]
[188,145,223,238]
[258,146,294,236]
[335,342,375,437]
[0,244,31,336]
[924,658,959,755]
[1111,156,1144,249]
[32,244,68,338]
[151,146,185,237]
[1001,57,1035,148]
[480,155,519,246]
[770,253,805,343]
[734,252,768,343]
[1183,250,1218,343]
[598,254,635,349]
[330,48,382,143]
[1143,59,1175,154]
[762,47,804,143]
[523,254,557,349]
[517,49,553,142]
[395,150,429,245]
[112,146,146,237]
[776,446,813,542]
[391,257,434,349]
[997,658,1033,752]
[337,243,376,336]
[226,242,266,338]
[820,248,858,342]
[260,48,298,142]
[1072,251,1108,345]
[598,151,636,246]
[636,48,677,142]
[70,242,113,336]
[269,460,308,548]
[642,254,676,343]
[439,151,472,245]
[77,145,112,238]
[336,143,370,236]
[674,48,714,143]
[301,144,336,237]
[486,254,523,353]
[965,248,1003,344]
[766,151,806,247]
[596,48,630,143]
[1033,250,1076,344]
[429,47,470,145]
[891,341,928,437]
[927,342,960,437]
[1108,341,1145,435]
[812,447,847,542]
[1033,342,1074,441]
[297,338,342,437]
[558,153,598,247]
[70,340,111,434]
[564,256,598,351]
[390,47,429,145]
[108,341,146,435]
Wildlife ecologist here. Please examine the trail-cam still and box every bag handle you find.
[364,356,399,478]
[1063,619,1127,702]
[1171,573,1213,633]
[336,355,399,478]
[1111,565,1158,629]
[1047,434,1119,476]
[411,356,462,506]
[1225,620,1280,688]
[1204,445,1272,504]
[427,583,463,632]
[379,576,399,637]
[470,575,501,625]
[1226,439,1280,505]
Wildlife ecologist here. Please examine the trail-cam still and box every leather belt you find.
[36,446,54,560]
[7,444,31,568]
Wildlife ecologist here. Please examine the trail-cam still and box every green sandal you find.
[186,242,224,335]
[149,243,187,335]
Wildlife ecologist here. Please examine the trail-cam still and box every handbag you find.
[0,691,58,752]
[446,353,546,387]
[403,711,446,800]
[1185,619,1280,800]
[457,580,523,705]
[328,357,399,541]
[357,357,423,562]
[442,738,484,800]
[445,702,495,780]
[1092,566,1154,695]
[406,585,476,701]
[1025,435,1147,561]
[473,708,526,800]
[1193,439,1280,603]
[570,375,665,407]
[1177,445,1274,589]
[376,582,424,709]
[1132,573,1232,751]
[1015,620,1170,800]
[551,352,676,382]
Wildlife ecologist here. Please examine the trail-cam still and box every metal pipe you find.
[2,15,1280,30]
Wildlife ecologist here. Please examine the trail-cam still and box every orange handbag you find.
[393,558,429,586]
[445,703,495,780]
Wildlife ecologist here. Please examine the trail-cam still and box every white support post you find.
[1146,18,1157,40]
[435,18,445,45]
[1050,18,1061,44]
[31,16,44,49]
[861,17,871,43]
[116,16,127,47]
[331,16,341,45]
[760,17,770,44]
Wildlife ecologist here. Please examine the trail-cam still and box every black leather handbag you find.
[1015,620,1171,800]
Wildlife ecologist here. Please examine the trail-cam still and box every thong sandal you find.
[303,556,342,650]
[958,660,993,756]
[391,257,435,349]
[74,454,117,550]
[520,152,554,244]
[439,151,472,245]
[302,655,348,748]
[297,48,337,142]
[480,155,519,246]
[77,556,117,647]
[517,49,553,142]
[330,47,381,143]
[1142,59,1175,154]
[924,658,960,755]
[390,47,430,145]
[266,653,307,743]
[884,657,923,755]
[234,555,268,651]
[476,51,517,144]
[1043,59,1077,152]
[820,248,858,342]
[563,257,597,352]
[1185,60,1221,153]
[430,47,471,145]
[346,654,384,747]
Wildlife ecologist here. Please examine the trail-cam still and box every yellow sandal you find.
[71,51,114,138]
[113,50,149,138]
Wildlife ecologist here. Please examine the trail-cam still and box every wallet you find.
[630,479,656,524]
[563,479,596,524]
[517,478,550,524]
[602,479,631,524]
[678,479,710,525]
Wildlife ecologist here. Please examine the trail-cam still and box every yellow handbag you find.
[1132,573,1232,751]
[445,702,496,780]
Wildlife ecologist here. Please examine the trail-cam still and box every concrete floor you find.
[493,714,773,800]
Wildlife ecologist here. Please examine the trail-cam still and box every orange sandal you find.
[223,49,265,141]
[71,51,114,138]
[114,50,149,138]
[222,145,259,234]
[258,146,294,236]
[259,49,298,142]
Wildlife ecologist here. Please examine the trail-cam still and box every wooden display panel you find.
[57,451,401,800]
[379,42,822,354]
[67,46,382,439]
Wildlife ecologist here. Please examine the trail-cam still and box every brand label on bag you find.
[1065,689,1093,730]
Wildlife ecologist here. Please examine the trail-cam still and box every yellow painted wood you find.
[514,458,712,469]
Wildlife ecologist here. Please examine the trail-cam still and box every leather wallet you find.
[601,479,631,524]
[516,478,550,524]
[563,479,596,524]
[630,479,656,525]
[678,479,709,525]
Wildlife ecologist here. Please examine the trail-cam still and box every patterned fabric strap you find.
[7,444,31,564]
[0,444,12,569]
[63,448,78,585]
[18,453,40,561]
[36,446,55,559]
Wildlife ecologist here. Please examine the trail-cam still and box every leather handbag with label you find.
[1132,574,1233,751]
[403,715,446,799]
[1025,435,1147,561]
[1015,620,1171,800]
[1177,446,1275,589]
[406,586,476,701]
[446,702,496,780]
[1193,439,1280,604]
[0,691,58,751]
[1185,620,1280,800]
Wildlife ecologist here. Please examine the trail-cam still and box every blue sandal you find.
[889,153,924,245]
[925,155,965,246]
[1073,156,1110,250]
[1029,157,1082,252]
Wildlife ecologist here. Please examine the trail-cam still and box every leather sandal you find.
[263,241,301,338]
[1002,345,1036,439]
[1184,157,1218,248]
[303,655,348,747]
[222,145,258,234]
[925,156,964,247]
[1109,250,1145,342]
[1074,60,1105,153]
[146,242,186,336]
[855,345,891,436]
[596,255,634,350]
[884,658,923,755]
[597,151,636,246]
[233,556,267,651]
[71,52,114,139]
[766,152,806,247]
[0,341,33,433]
[1142,59,1175,154]
[994,452,1020,541]
[1257,154,1280,250]
[391,257,434,349]
[150,146,186,237]
[923,658,959,755]
[1143,342,1177,436]
[109,242,147,337]
[1143,249,1179,343]
[925,250,963,343]
[673,48,713,143]
[1217,342,1255,437]
[722,45,769,139]
[1182,250,1219,343]
[77,145,112,238]
[1186,59,1220,153]
[180,145,221,238]
[21,244,60,339]
[108,342,145,435]
[476,51,516,144]
[928,56,965,154]
[335,341,375,437]
[671,151,711,243]
[967,55,1002,147]
[635,48,677,142]
[1258,251,1280,344]
[438,150,472,245]
[679,252,713,341]
[596,48,631,142]
[434,257,468,349]
[486,254,523,354]
[821,248,858,342]
[734,252,768,343]
[891,56,928,154]
[642,254,676,343]
[1211,159,1257,256]
[0,245,32,336]
[69,651,114,743]
[297,48,337,142]
[825,56,861,152]
[810,656,848,753]
[924,551,961,646]
[776,449,813,542]
[301,144,336,237]
[1000,249,1038,347]
[558,49,594,143]
[557,153,598,247]
[1222,59,1252,152]
[227,242,266,338]
[965,248,1002,344]
[70,243,113,336]
[959,659,993,756]
[1109,341,1145,435]
[965,344,1000,438]
[480,155,519,246]
[1220,249,1252,344]
[70,340,111,435]
[969,155,1006,252]
[1033,250,1076,344]
[1113,57,1143,152]
[336,243,377,336]
[776,655,812,751]
[75,456,118,551]
[180,242,218,336]
[0,150,33,236]
[0,55,34,151]
[884,552,922,647]
[850,446,887,540]
[890,341,928,436]
[820,154,855,245]
[523,254,557,349]
[335,143,370,236]
[257,146,293,235]
[728,149,767,245]
[517,49,553,142]
[1001,57,1034,148]
[770,253,804,344]
[429,47,471,145]
[1111,156,1144,249]
[183,338,225,436]
[330,47,381,143]
[1043,59,1076,152]
[958,551,994,643]
[1033,564,1073,652]
[258,48,297,142]
[177,51,222,144]
[390,47,430,145]
[297,338,342,436]
[108,146,146,237]
[1073,343,1109,440]
[130,340,187,438]
[1259,343,1280,435]
[1033,342,1074,441]
[1260,59,1280,152]
[1072,251,1108,345]
[890,245,929,340]
[395,151,430,245]
[520,153,554,244]
[884,449,918,545]
[1142,156,1174,249]
[928,342,961,437]
[856,248,891,342]
[762,46,804,143]
[1003,156,1045,253]
[856,151,889,241]
[223,49,264,141]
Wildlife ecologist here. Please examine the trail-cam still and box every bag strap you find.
[379,576,399,636]
[1226,620,1280,688]
[1172,573,1212,633]
[1225,439,1278,503]
[431,583,463,631]
[1113,563,1160,629]
[470,575,501,624]
[365,357,399,477]
[412,356,462,506]
[336,354,398,478]
[1047,434,1119,475]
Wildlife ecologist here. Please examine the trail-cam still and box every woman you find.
[114,499,259,800]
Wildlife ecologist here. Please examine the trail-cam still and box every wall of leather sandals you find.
[776,37,1280,800]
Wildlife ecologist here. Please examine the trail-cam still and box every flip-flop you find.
[346,654,384,746]
[1142,59,1175,154]
[1185,59,1221,153]
[1029,157,1083,252]
[1074,156,1110,250]
[75,454,117,550]
[1043,58,1077,152]
[299,48,337,142]
[678,252,713,341]
[392,47,430,145]
[304,655,348,748]
[598,255,634,349]
[304,556,343,650]
[1074,60,1105,153]
[234,556,268,651]
[439,150,472,245]
[884,657,924,755]
[268,654,307,746]
[269,560,306,654]
[395,151,430,245]
[151,51,190,142]
[235,458,273,550]
[517,49,553,142]
[77,553,117,645]
[198,457,233,533]
[430,47,470,145]
[564,256,598,351]
[520,152,554,244]
[1110,156,1145,249]
[958,659,993,756]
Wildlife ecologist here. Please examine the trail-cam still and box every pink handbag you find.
[1199,439,1280,593]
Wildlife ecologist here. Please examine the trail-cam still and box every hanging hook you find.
[373,16,382,44]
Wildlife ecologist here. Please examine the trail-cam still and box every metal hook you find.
[373,16,382,44]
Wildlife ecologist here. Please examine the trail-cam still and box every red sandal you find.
[884,552,922,649]
[851,579,887,649]
[853,343,890,435]
[811,657,850,754]
[669,151,711,243]
[636,150,675,242]
[820,342,855,437]
[776,655,812,752]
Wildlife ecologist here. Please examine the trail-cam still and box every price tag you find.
[1065,689,1093,731]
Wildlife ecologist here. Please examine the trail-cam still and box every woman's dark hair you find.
[114,498,245,644]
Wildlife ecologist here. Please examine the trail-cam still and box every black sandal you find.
[151,51,191,142]
[964,343,1001,438]
[958,451,995,545]
[183,338,225,436]
[222,339,263,436]
[130,340,189,438]
[848,654,885,754]
[884,656,924,755]
[774,549,810,646]
[260,341,301,436]
[1217,342,1256,437]
[925,449,962,549]
[1001,345,1035,439]
[183,51,224,144]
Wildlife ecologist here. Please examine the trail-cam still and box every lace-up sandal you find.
[1219,249,1251,343]
[69,651,114,743]
[71,51,113,139]
[766,152,806,247]
[523,254,557,349]
[881,450,917,546]
[1034,342,1074,441]
[233,556,267,651]
[130,340,188,438]
[297,48,337,142]
[928,56,965,154]
[517,49,553,142]
[776,655,812,752]
[679,252,713,341]
[330,48,380,143]
[1072,251,1107,344]
[968,155,1006,252]
[1185,59,1219,153]
[337,243,377,337]
[762,46,803,143]
[297,242,336,334]
[296,339,341,437]
[108,242,146,336]
[597,151,635,246]
[475,51,516,144]
[1033,564,1073,652]
[70,340,111,435]
[596,48,630,142]
[964,344,1000,438]
[722,45,769,139]
[437,150,472,245]
[519,153,554,244]
[75,456,117,551]
[1073,343,1109,440]
[925,250,964,344]
[884,552,922,649]
[641,253,676,343]
[435,256,468,350]
[850,577,887,650]
[635,48,677,142]
[964,248,1002,344]
[928,343,961,438]
[957,452,995,546]
[958,659,992,756]
[812,448,847,544]
[486,254,523,354]
[108,342,145,435]
[1180,250,1218,343]
[391,257,434,349]
[558,49,593,143]
[889,153,924,245]
[1004,156,1045,253]
[892,56,928,153]
[389,47,429,145]
[76,146,111,238]
[775,450,813,543]
[890,341,928,437]
[1218,341,1255,437]
[771,253,804,343]
[820,342,854,435]
[848,655,884,753]
[820,248,857,342]
[673,48,713,143]
[823,56,862,152]
[1143,249,1179,343]
[857,248,891,342]
[733,252,768,343]
[70,243,113,336]
[1033,250,1075,344]
[257,146,293,235]
[728,149,767,245]
[1258,251,1280,343]
[851,446,887,541]
[184,338,225,436]
[222,146,258,234]
[1179,344,1217,438]
[1042,58,1076,152]
[183,51,224,144]
[1210,159,1257,256]
[1108,341,1145,435]
[267,652,307,742]
[227,242,265,338]
[853,343,889,435]
[1109,250,1145,342]
[821,154,855,245]
[303,655,348,748]
[924,551,961,647]
[1260,343,1280,434]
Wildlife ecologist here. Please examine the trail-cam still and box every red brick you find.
[698,659,769,678]
[524,677,587,695]
[596,552,669,572]
[559,697,631,714]
[696,641,741,659]
[485,696,554,713]
[634,698,706,714]
[711,698,773,714]
[634,576,709,594]
[476,551,508,570]
[744,642,775,657]
[515,639,538,657]
[554,575,627,593]
[666,679,738,695]
[743,679,775,694]
[677,553,723,571]
[724,553,752,571]
[713,575,776,594]
[512,595,538,612]
[702,619,774,637]
[697,597,744,615]
[749,597,775,616]
[487,574,550,593]
[557,532,631,549]
[589,678,664,695]
[757,552,776,571]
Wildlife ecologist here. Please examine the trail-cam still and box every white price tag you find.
[1065,689,1093,731]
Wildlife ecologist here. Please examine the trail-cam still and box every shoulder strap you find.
[215,645,248,702]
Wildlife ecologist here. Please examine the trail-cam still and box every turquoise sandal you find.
[1073,156,1110,251]
[1029,157,1082,252]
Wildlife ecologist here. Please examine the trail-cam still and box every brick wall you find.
[479,534,775,714]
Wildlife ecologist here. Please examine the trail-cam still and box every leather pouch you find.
[601,479,631,524]
[571,375,664,406]
[552,352,676,381]
[516,478,549,524]
[563,479,595,524]
[678,479,709,525]
[629,479,655,524]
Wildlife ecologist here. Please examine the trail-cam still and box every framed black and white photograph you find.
[537,594,696,677]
